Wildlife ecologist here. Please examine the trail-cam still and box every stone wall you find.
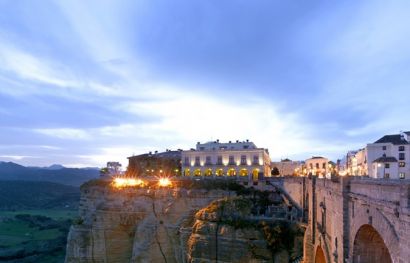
[284,176,410,263]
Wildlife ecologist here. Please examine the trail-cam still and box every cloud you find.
[34,128,91,140]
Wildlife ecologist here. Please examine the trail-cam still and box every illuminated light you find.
[259,160,263,166]
[151,169,154,172]
[377,163,382,167]
[158,177,171,187]
[113,177,127,187]
[160,169,163,173]
[113,177,145,188]
[236,161,240,166]
[247,161,251,166]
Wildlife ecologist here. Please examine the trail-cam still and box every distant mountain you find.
[0,180,80,210]
[0,162,99,186]
[45,164,66,170]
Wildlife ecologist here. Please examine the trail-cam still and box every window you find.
[322,163,326,169]
[199,147,205,151]
[382,146,387,150]
[240,155,247,165]
[229,155,235,165]
[384,173,390,178]
[399,146,405,151]
[400,173,405,179]
[385,163,390,168]
[217,156,223,165]
[243,145,249,149]
[310,163,313,169]
[399,162,405,167]
[205,156,212,165]
[184,157,189,165]
[195,156,200,166]
[399,153,405,160]
[253,155,259,164]
[316,163,319,169]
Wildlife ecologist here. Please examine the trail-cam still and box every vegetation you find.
[0,181,80,210]
[0,211,75,262]
[198,193,305,261]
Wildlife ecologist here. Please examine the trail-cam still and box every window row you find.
[183,155,260,166]
[183,168,260,177]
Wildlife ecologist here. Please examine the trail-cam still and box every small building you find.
[271,159,302,176]
[127,150,181,177]
[181,140,271,181]
[305,156,330,178]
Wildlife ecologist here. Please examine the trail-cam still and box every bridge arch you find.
[352,224,391,263]
[315,245,326,263]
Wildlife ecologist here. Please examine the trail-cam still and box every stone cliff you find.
[65,179,303,263]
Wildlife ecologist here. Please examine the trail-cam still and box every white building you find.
[181,140,271,181]
[366,131,410,179]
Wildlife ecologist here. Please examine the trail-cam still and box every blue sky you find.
[0,0,409,167]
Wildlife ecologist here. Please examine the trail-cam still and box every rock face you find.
[65,181,302,263]
[188,212,272,262]
[65,183,238,262]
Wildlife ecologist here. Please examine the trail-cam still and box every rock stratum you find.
[65,179,303,263]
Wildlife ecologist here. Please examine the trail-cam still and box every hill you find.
[0,162,99,186]
[0,180,80,210]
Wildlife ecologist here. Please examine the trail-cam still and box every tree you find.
[271,167,280,176]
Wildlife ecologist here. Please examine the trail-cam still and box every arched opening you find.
[194,169,201,176]
[205,168,212,176]
[252,169,259,181]
[227,168,236,176]
[184,168,190,176]
[239,168,248,176]
[315,245,326,263]
[353,224,392,263]
[216,169,223,176]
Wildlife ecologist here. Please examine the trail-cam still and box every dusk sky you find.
[1,0,409,167]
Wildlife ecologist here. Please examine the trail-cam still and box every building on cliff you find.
[127,150,181,177]
[181,140,271,181]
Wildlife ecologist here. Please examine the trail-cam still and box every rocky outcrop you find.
[65,182,237,262]
[65,180,303,263]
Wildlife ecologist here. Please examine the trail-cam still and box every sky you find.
[0,0,410,168]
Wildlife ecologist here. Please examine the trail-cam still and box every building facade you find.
[127,150,181,177]
[305,156,330,178]
[341,148,368,176]
[366,131,410,179]
[271,159,302,176]
[181,140,271,181]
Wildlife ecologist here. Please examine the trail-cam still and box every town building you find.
[340,148,368,176]
[181,140,271,181]
[127,150,181,177]
[366,131,410,179]
[271,159,302,176]
[305,156,331,178]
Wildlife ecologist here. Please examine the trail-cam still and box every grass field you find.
[0,209,77,262]
[0,209,77,220]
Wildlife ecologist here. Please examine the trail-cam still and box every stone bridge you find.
[264,176,410,263]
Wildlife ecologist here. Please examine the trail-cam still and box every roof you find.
[373,156,398,163]
[128,151,181,159]
[404,131,410,135]
[374,134,408,145]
